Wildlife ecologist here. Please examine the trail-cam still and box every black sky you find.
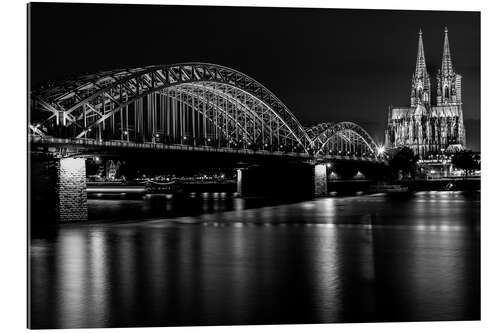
[29,3,480,150]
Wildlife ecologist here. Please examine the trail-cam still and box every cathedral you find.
[385,28,466,158]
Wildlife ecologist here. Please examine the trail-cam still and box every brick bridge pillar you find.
[55,157,88,222]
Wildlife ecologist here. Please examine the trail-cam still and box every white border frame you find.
[1,1,496,332]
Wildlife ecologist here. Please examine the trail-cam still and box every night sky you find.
[29,3,480,150]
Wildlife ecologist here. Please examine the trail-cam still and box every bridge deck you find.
[29,135,383,163]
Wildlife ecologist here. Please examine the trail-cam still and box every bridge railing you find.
[30,134,385,163]
[29,135,313,158]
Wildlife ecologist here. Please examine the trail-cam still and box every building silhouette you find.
[385,28,466,158]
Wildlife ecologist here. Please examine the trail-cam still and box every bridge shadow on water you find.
[88,194,309,224]
[30,192,311,235]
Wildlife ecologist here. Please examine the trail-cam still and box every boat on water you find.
[86,180,181,197]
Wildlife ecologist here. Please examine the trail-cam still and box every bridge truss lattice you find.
[30,63,381,159]
[30,63,312,153]
[307,122,379,159]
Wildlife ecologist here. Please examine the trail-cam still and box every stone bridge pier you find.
[313,163,328,197]
[30,154,330,224]
[236,162,328,198]
[30,156,88,223]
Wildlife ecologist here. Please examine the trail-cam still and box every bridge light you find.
[377,146,385,155]
[327,163,332,168]
[123,131,128,136]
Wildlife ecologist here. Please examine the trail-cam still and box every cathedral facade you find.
[385,28,466,158]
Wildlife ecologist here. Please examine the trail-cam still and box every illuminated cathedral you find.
[385,28,466,158]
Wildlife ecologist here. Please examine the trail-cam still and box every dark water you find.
[29,191,480,328]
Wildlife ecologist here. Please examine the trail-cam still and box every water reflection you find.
[30,191,480,328]
[56,230,87,328]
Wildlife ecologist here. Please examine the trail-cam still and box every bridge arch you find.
[308,121,380,158]
[30,63,312,152]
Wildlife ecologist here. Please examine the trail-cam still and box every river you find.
[29,191,480,328]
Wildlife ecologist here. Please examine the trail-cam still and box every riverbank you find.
[328,177,480,194]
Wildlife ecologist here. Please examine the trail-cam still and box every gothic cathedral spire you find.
[441,27,453,75]
[437,27,462,105]
[415,29,427,77]
[410,29,431,107]
[386,27,467,158]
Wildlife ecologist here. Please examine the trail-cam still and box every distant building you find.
[385,28,466,158]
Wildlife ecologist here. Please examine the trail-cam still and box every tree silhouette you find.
[389,147,418,179]
[451,151,480,177]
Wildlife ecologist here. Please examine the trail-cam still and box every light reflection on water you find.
[30,191,480,328]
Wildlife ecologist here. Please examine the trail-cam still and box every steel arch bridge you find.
[30,63,382,161]
[30,63,312,153]
[307,122,379,159]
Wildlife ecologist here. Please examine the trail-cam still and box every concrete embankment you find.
[328,178,480,195]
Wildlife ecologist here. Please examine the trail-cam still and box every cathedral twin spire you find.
[415,29,428,78]
[410,27,461,107]
[441,27,454,75]
[386,27,467,156]
[410,29,431,107]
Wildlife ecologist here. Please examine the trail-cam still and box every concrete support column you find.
[313,164,328,197]
[55,157,88,222]
[235,163,315,199]
[236,168,243,197]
